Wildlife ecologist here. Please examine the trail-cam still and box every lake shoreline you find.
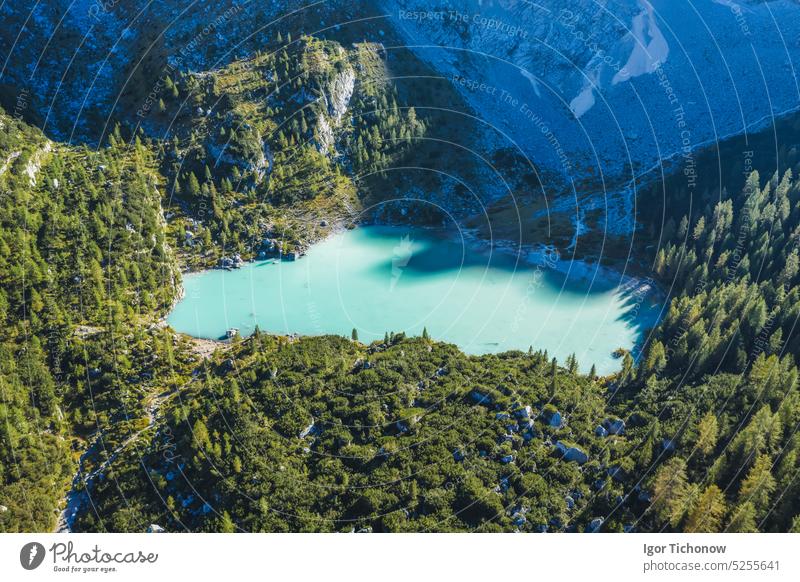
[165,225,663,374]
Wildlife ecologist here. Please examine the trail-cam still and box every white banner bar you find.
[1,533,798,581]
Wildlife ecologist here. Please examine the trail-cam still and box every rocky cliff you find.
[381,0,800,233]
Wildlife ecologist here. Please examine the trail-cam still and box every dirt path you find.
[55,380,194,532]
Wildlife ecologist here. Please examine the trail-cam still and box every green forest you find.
[1,31,800,533]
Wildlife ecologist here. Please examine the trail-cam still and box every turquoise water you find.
[167,226,660,374]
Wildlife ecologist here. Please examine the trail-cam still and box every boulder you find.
[555,441,588,464]
[513,405,532,420]
[469,390,492,405]
[586,518,604,533]
[605,418,626,435]
[547,411,562,428]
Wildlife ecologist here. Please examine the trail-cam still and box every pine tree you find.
[620,352,634,384]
[651,457,690,527]
[684,485,726,532]
[782,251,799,285]
[193,419,211,450]
[727,502,758,532]
[677,215,689,239]
[738,454,776,516]
[187,172,201,197]
[655,248,666,276]
[566,353,578,374]
[640,340,667,377]
[791,516,800,533]
[219,511,236,533]
[696,411,718,456]
[351,328,358,342]
[692,216,705,241]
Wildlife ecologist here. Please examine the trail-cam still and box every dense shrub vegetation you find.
[74,334,630,532]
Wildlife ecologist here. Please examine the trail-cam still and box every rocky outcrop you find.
[206,135,272,182]
[315,115,336,154]
[325,68,356,123]
[315,67,356,154]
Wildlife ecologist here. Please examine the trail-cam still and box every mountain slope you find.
[0,109,180,531]
[382,0,800,234]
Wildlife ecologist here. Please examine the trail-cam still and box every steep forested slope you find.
[153,37,425,269]
[615,165,800,533]
[0,111,181,531]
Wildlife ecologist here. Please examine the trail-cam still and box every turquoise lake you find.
[167,226,661,374]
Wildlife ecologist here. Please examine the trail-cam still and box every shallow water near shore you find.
[167,226,661,374]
